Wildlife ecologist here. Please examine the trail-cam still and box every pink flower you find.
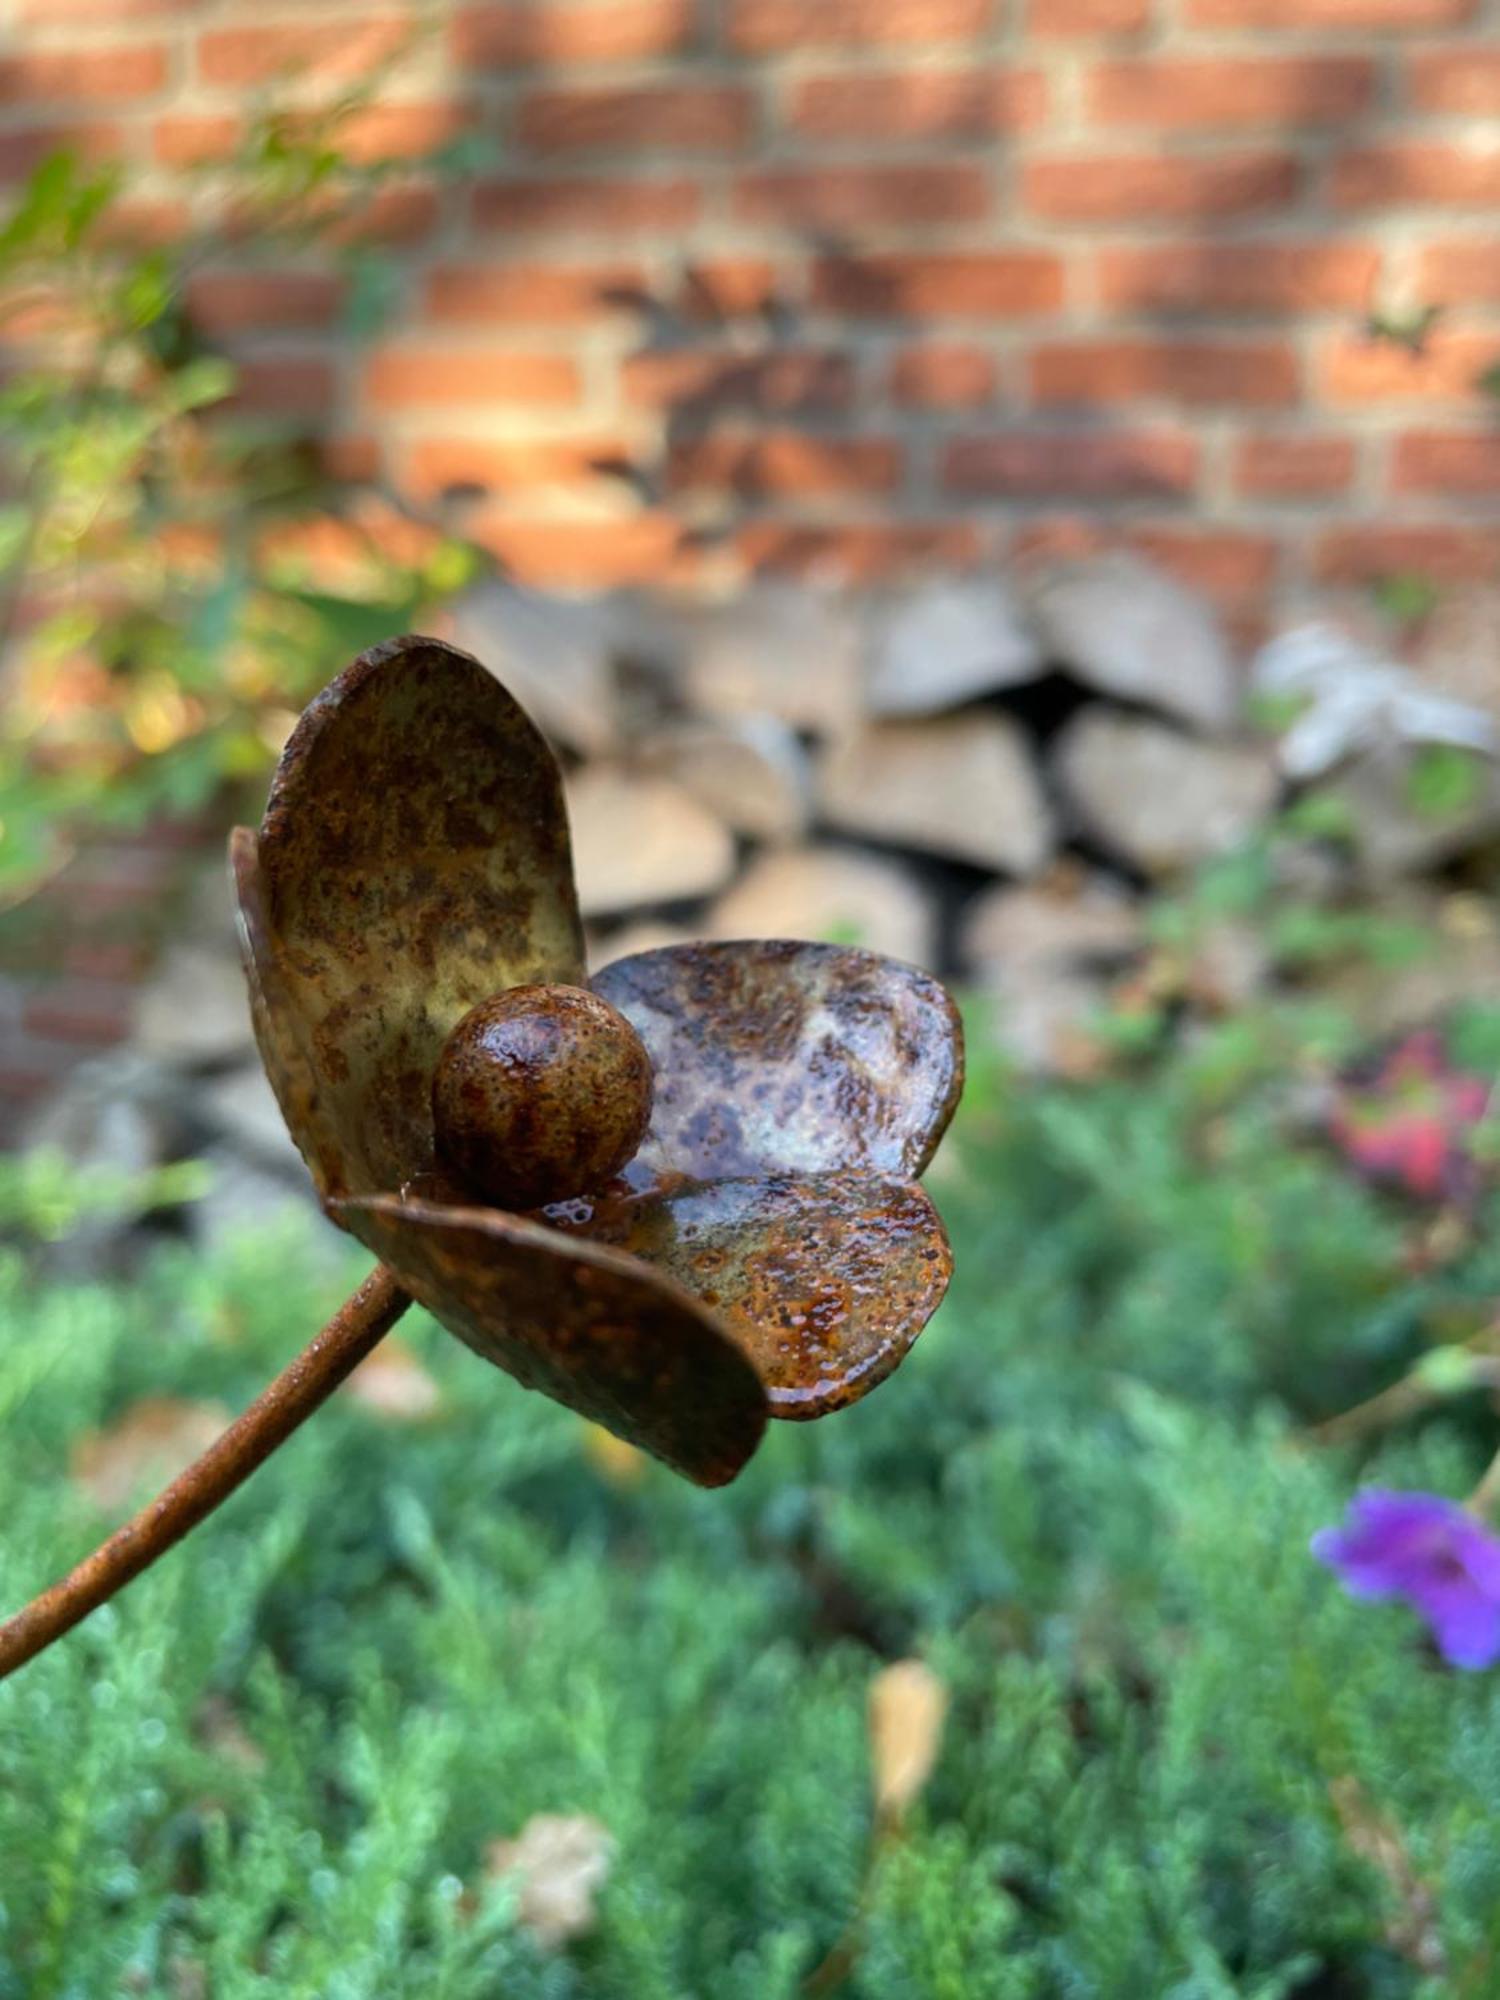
[1327,1029,1492,1205]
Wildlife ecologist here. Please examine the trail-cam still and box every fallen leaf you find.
[71,1396,232,1515]
[868,1658,948,1826]
[344,1337,441,1420]
[485,1812,615,1947]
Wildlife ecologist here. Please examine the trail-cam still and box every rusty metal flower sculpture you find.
[0,635,962,1678]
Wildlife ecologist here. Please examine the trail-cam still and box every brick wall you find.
[5,0,1500,628]
[9,0,1500,1135]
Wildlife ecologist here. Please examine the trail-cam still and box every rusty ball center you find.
[432,984,654,1210]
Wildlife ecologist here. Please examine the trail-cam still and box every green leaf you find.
[1372,569,1441,624]
[1406,742,1485,820]
[167,355,238,413]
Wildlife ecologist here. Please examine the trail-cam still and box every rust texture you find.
[336,1193,765,1485]
[546,1170,952,1418]
[0,1266,410,1682]
[433,985,653,1211]
[590,940,964,1185]
[232,636,965,1485]
[253,635,584,1198]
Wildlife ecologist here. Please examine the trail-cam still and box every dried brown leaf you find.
[868,1658,948,1826]
[343,1337,441,1421]
[71,1397,232,1515]
[485,1812,615,1948]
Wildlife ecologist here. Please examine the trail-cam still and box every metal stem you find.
[0,1264,410,1682]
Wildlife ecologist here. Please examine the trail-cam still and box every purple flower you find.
[1313,1488,1500,1669]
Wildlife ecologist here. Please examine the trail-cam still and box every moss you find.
[4,1033,1500,1997]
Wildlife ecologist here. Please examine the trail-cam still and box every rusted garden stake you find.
[0,633,967,1681]
[0,1264,409,1682]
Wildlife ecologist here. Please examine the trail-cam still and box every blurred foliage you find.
[0,1145,208,1243]
[0,74,487,907]
[8,1008,1500,1993]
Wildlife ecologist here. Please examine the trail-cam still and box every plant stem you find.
[0,1264,410,1683]
[1307,1375,1437,1448]
[1469,1438,1500,1519]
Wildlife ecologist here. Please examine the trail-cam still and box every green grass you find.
[5,1020,1500,1998]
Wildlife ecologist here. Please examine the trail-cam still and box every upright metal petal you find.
[548,1170,952,1419]
[591,941,964,1184]
[333,1192,767,1485]
[250,636,585,1197]
[230,827,357,1197]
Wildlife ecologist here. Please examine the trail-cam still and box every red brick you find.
[517,85,752,155]
[0,45,168,102]
[789,69,1046,142]
[0,125,124,182]
[153,114,240,167]
[1332,144,1500,209]
[1098,240,1378,314]
[191,103,470,170]
[64,940,149,982]
[1022,152,1298,223]
[97,196,191,247]
[334,101,478,165]
[733,164,990,229]
[1315,524,1500,584]
[0,1056,79,1124]
[1127,527,1279,604]
[737,519,986,577]
[677,259,780,320]
[322,434,382,483]
[728,0,991,50]
[1088,57,1373,129]
[1319,328,1500,402]
[1421,240,1500,304]
[1390,432,1500,494]
[20,0,191,16]
[452,0,693,65]
[327,186,441,248]
[469,512,690,586]
[1029,0,1149,28]
[427,262,646,324]
[197,19,411,87]
[404,435,637,498]
[22,981,135,1048]
[1409,51,1500,113]
[473,176,701,235]
[1235,433,1355,496]
[1031,337,1298,407]
[1190,0,1470,20]
[230,356,339,418]
[888,345,998,407]
[622,350,854,413]
[943,429,1198,497]
[186,271,346,336]
[365,347,580,408]
[668,433,903,498]
[811,251,1064,317]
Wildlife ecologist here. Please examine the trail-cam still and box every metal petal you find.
[332,1192,767,1486]
[250,635,585,1197]
[230,826,358,1197]
[547,1170,952,1419]
[590,941,964,1184]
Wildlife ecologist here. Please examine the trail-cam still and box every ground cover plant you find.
[6,995,1500,1998]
